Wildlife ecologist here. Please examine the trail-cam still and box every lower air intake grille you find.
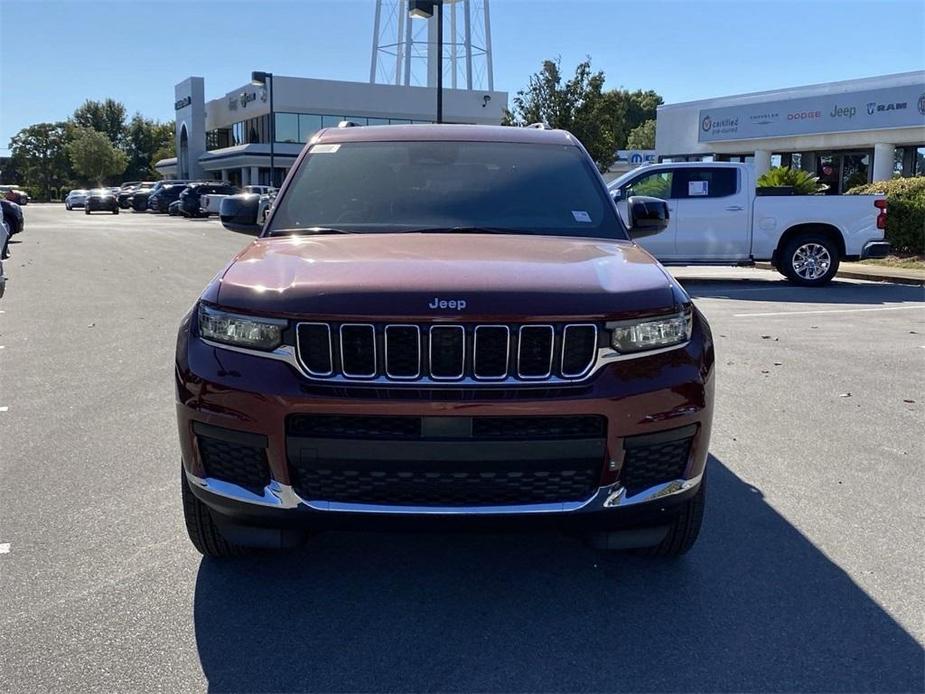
[620,426,695,493]
[293,465,599,506]
[197,433,270,494]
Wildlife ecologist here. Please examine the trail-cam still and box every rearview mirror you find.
[219,194,262,234]
[627,195,669,239]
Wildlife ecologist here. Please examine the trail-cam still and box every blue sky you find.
[1,0,923,154]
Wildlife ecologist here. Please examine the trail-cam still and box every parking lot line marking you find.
[0,543,9,554]
[734,305,925,318]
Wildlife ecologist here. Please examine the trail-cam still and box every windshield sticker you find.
[311,144,341,154]
[571,210,592,223]
[688,180,709,196]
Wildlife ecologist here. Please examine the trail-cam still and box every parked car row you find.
[64,181,278,223]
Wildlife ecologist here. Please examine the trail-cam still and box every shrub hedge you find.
[846,177,925,254]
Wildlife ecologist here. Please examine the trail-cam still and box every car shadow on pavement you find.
[678,277,925,306]
[192,457,923,693]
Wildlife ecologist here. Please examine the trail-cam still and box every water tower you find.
[370,0,494,91]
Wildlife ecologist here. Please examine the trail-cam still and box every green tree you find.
[8,122,72,200]
[67,127,127,184]
[124,114,174,180]
[506,57,662,172]
[626,119,656,150]
[72,98,127,147]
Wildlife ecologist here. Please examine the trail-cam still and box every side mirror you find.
[627,195,669,238]
[219,194,262,234]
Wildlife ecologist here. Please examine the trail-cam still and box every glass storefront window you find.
[275,113,299,143]
[321,115,346,128]
[389,118,412,125]
[299,114,322,142]
[345,116,370,126]
[366,117,389,126]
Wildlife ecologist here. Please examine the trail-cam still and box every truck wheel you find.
[635,477,706,557]
[113,208,119,215]
[780,234,840,286]
[181,467,249,558]
[84,207,90,215]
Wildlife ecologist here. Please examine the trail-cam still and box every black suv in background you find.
[179,182,236,217]
[148,183,191,213]
[132,180,189,212]
[118,181,152,209]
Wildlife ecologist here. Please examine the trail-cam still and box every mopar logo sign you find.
[174,96,192,111]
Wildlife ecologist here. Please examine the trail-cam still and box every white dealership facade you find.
[655,71,925,194]
[157,75,506,186]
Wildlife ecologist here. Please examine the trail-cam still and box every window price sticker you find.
[688,180,709,196]
[571,210,592,223]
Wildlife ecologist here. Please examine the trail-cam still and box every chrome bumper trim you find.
[185,470,703,515]
[860,240,891,259]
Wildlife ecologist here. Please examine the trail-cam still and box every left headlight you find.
[610,308,692,353]
[198,303,286,351]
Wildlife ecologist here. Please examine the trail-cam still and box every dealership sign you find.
[698,83,925,142]
[228,87,268,112]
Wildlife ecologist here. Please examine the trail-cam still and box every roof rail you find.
[337,120,361,128]
[526,122,551,129]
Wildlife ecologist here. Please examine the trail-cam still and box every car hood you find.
[211,233,682,319]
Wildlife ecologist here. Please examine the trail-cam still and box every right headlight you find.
[198,303,287,351]
[610,308,692,353]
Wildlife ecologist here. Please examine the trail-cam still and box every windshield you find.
[267,140,625,239]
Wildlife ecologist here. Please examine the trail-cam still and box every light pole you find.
[251,71,275,185]
[409,0,442,124]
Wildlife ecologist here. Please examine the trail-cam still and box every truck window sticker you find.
[311,144,341,154]
[571,210,592,223]
[688,180,709,197]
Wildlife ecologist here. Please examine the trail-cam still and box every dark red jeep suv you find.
[176,124,714,558]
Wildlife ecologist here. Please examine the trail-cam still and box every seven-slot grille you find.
[296,322,599,383]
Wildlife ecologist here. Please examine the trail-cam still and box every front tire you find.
[635,477,706,557]
[779,234,840,286]
[84,207,90,215]
[113,208,119,215]
[181,467,250,558]
[65,203,71,211]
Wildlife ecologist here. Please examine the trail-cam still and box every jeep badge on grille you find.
[429,297,467,310]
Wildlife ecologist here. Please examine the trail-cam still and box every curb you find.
[755,262,925,286]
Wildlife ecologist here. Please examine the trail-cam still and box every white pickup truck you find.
[608,162,889,285]
[200,185,275,217]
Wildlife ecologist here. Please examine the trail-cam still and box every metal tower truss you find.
[371,0,494,91]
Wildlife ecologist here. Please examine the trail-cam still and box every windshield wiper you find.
[267,226,355,236]
[403,226,534,235]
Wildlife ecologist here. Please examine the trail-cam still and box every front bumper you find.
[176,309,714,534]
[86,198,117,210]
[861,241,891,259]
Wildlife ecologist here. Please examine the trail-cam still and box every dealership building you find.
[655,71,925,193]
[156,75,507,186]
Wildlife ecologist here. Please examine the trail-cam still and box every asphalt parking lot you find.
[0,204,923,693]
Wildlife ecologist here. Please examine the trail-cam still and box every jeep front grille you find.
[295,322,599,385]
